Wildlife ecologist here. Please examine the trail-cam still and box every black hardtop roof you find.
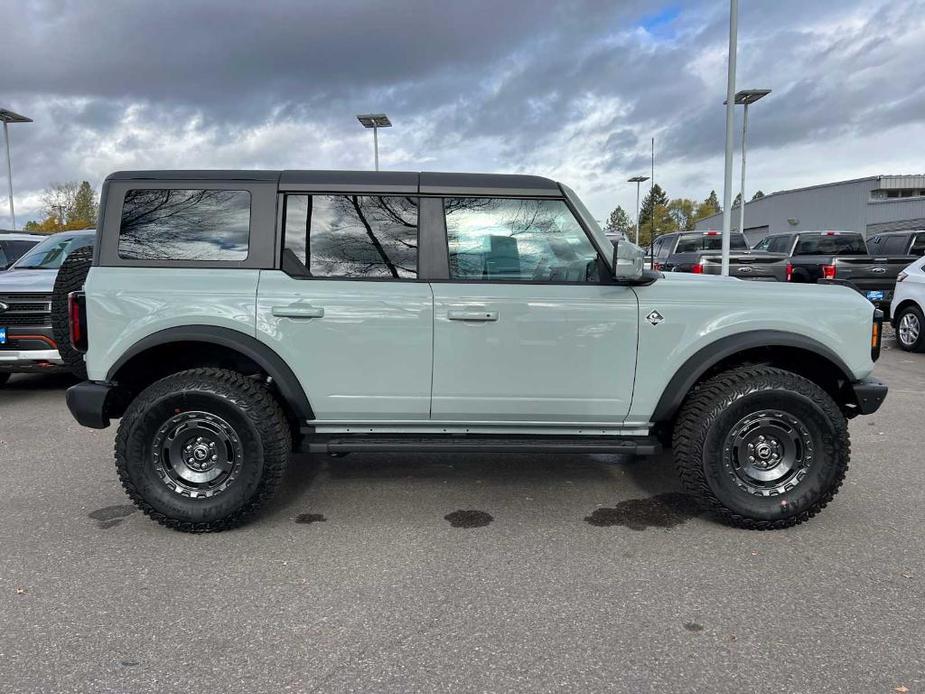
[106,170,562,197]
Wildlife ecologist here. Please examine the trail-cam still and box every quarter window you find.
[444,198,601,282]
[118,189,250,261]
[283,195,418,279]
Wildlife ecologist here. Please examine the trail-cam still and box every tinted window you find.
[911,234,925,257]
[794,233,867,256]
[880,235,910,255]
[0,240,37,268]
[284,195,417,278]
[445,198,600,282]
[12,235,94,270]
[675,233,747,252]
[118,189,250,261]
[656,236,673,258]
[766,236,794,254]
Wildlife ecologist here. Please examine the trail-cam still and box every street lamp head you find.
[627,175,650,183]
[0,109,33,124]
[732,89,771,105]
[356,113,392,128]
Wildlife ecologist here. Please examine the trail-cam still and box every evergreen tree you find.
[732,192,743,208]
[603,205,632,236]
[638,184,669,229]
[751,190,765,201]
[69,181,98,229]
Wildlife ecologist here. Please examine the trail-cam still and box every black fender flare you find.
[106,325,314,420]
[651,330,854,423]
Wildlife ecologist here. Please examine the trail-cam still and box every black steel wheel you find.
[674,366,849,529]
[115,368,291,532]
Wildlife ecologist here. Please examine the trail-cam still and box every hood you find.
[0,268,57,294]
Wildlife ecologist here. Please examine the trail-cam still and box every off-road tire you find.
[51,246,93,379]
[895,304,925,352]
[115,368,291,532]
[673,366,849,530]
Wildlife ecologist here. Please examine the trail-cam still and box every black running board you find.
[301,435,661,456]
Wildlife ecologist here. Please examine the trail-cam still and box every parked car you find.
[64,170,885,533]
[752,231,912,315]
[0,230,43,270]
[866,230,925,258]
[890,255,925,352]
[0,229,95,385]
[650,231,781,280]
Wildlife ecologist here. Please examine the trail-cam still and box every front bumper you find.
[66,381,124,429]
[850,377,888,415]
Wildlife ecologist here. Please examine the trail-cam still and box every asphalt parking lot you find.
[1,332,922,694]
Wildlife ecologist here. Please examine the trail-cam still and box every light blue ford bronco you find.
[62,170,887,532]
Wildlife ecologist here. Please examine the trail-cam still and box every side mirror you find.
[611,240,645,282]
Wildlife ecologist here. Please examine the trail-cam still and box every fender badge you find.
[646,310,664,326]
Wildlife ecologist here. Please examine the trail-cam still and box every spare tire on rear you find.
[51,246,93,379]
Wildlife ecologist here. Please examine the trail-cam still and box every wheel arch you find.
[106,325,314,421]
[651,330,855,424]
[891,298,921,328]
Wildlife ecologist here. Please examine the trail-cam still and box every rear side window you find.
[283,195,418,279]
[118,189,251,261]
[443,197,601,283]
[794,233,867,256]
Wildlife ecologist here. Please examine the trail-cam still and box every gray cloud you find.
[1,0,923,225]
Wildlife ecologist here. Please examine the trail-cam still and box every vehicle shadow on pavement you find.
[1,372,79,392]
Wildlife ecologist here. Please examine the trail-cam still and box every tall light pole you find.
[720,0,738,276]
[1,108,32,230]
[627,175,649,244]
[356,113,392,171]
[732,89,771,239]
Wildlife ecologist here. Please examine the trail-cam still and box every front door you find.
[429,196,638,423]
[257,193,433,421]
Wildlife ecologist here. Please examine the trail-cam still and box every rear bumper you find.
[66,381,123,429]
[849,377,888,415]
[0,348,64,372]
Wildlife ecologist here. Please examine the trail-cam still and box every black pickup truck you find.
[752,230,913,316]
[650,231,779,280]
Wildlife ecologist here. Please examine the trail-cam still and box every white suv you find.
[891,256,925,352]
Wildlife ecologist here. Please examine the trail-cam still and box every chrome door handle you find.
[447,310,499,322]
[272,305,324,319]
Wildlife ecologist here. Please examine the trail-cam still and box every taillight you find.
[785,262,793,281]
[653,262,662,271]
[822,264,837,280]
[691,261,704,274]
[68,291,87,353]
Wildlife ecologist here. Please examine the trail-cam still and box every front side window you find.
[752,237,771,251]
[656,236,673,259]
[911,234,925,257]
[444,198,601,282]
[283,195,418,279]
[766,236,794,254]
[675,233,748,252]
[118,189,250,261]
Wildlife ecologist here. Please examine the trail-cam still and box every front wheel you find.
[673,366,849,529]
[115,368,292,532]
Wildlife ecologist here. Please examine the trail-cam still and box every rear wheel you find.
[115,368,291,532]
[673,366,849,529]
[51,246,93,379]
[896,304,925,352]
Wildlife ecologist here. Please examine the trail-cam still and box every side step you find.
[301,435,661,456]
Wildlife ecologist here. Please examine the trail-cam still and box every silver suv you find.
[64,170,887,532]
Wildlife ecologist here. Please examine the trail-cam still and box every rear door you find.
[428,196,638,423]
[256,191,434,421]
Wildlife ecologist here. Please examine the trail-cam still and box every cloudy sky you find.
[2,0,924,226]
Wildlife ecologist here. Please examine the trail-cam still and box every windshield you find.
[13,234,94,269]
[560,184,636,259]
[676,233,748,252]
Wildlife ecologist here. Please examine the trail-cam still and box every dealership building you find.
[695,175,925,246]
